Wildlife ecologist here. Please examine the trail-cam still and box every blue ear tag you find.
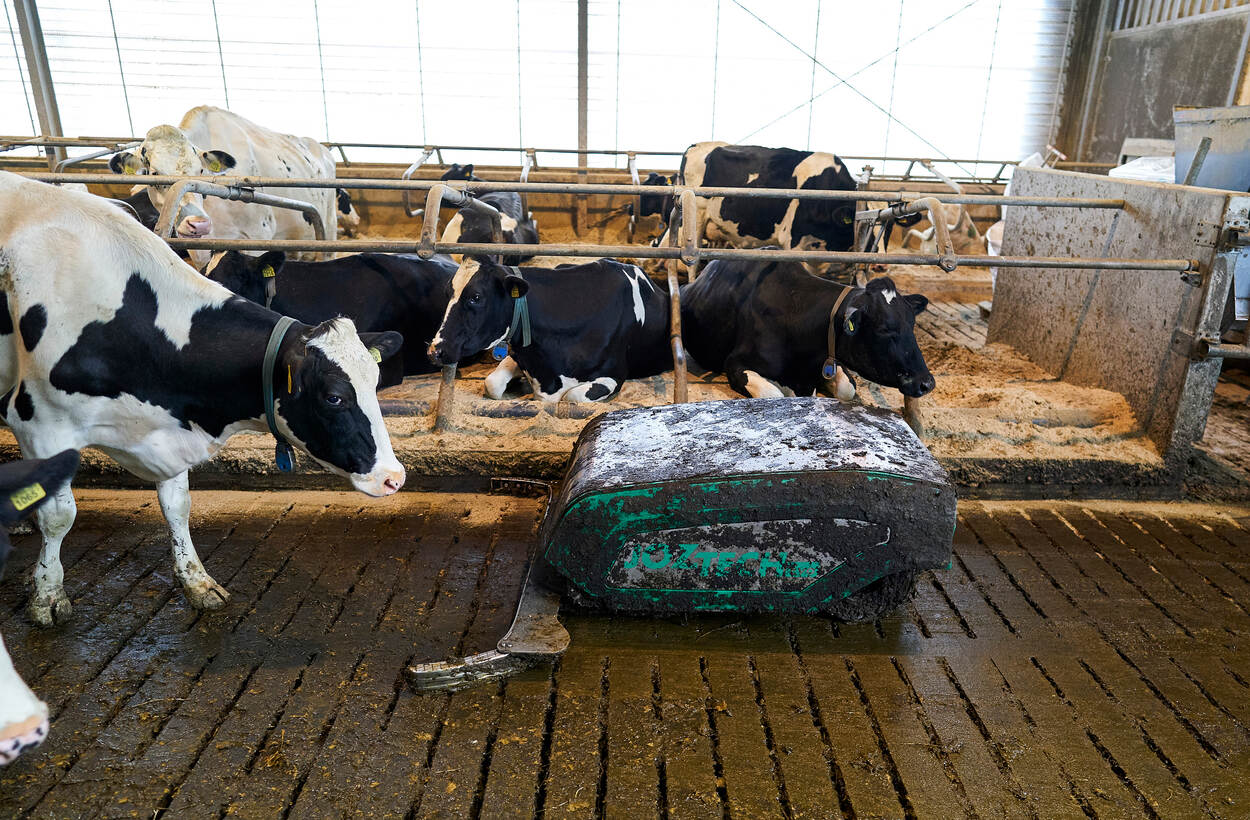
[275,441,295,473]
[491,343,509,362]
[822,363,835,380]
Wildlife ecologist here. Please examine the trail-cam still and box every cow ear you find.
[843,306,860,336]
[109,151,144,175]
[904,293,929,316]
[504,273,529,299]
[256,251,286,280]
[462,164,473,178]
[200,150,236,174]
[358,331,404,364]
[336,188,353,214]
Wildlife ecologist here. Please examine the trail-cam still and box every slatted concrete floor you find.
[1,491,1250,818]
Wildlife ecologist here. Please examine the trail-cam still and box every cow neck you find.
[491,266,533,362]
[263,316,298,472]
[822,285,859,381]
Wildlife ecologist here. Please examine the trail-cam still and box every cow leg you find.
[563,376,619,403]
[27,482,76,627]
[484,356,521,400]
[157,471,229,610]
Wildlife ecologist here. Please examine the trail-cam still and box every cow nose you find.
[381,467,406,496]
[427,343,444,366]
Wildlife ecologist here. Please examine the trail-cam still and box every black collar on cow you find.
[822,286,861,382]
[263,315,298,472]
[490,266,533,362]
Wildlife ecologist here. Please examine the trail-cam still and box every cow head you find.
[274,318,406,496]
[205,250,285,305]
[427,257,519,365]
[639,172,676,218]
[0,449,79,766]
[838,277,934,398]
[109,125,237,239]
[336,188,361,237]
[441,163,480,182]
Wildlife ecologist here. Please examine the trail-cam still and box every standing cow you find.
[0,173,405,626]
[681,258,934,434]
[109,106,338,267]
[206,249,458,380]
[428,257,671,402]
[0,450,79,765]
[675,142,858,254]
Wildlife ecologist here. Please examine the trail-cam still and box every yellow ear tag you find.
[510,286,520,298]
[11,482,45,511]
[369,346,382,364]
[123,166,134,175]
[286,365,293,394]
[208,158,222,172]
[261,265,276,279]
[846,320,855,332]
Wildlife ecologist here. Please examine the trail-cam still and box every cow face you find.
[440,163,478,181]
[838,278,935,398]
[639,172,676,218]
[109,125,237,239]
[275,318,406,496]
[427,258,519,365]
[205,250,285,305]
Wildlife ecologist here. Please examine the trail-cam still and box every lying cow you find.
[674,142,858,254]
[110,105,338,267]
[0,449,80,766]
[206,249,457,380]
[681,258,934,434]
[428,257,671,402]
[0,172,405,626]
[438,164,539,265]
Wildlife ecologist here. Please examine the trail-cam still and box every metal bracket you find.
[1223,196,1250,232]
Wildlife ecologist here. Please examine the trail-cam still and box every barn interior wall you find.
[1064,1,1250,162]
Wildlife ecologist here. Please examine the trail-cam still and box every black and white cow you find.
[681,258,934,430]
[0,172,405,626]
[439,165,539,265]
[428,257,671,402]
[675,142,858,253]
[0,449,79,766]
[206,250,458,380]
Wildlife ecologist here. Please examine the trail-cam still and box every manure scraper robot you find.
[407,397,958,692]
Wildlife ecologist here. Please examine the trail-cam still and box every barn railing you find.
[16,170,1200,431]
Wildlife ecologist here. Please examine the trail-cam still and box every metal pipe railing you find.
[53,140,141,172]
[17,173,1127,209]
[401,147,436,217]
[1195,339,1250,360]
[664,207,689,404]
[153,180,327,242]
[856,197,957,271]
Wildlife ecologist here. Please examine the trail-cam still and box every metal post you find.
[13,0,65,170]
[575,0,589,234]
[664,209,688,404]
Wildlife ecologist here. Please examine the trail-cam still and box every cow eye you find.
[468,292,483,305]
[324,393,344,407]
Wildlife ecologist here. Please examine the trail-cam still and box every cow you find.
[109,106,338,267]
[336,188,362,237]
[901,203,986,255]
[438,165,539,265]
[205,249,458,380]
[673,142,859,255]
[0,172,405,626]
[0,449,79,765]
[427,256,671,402]
[680,258,934,434]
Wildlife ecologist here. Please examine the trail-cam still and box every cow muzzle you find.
[352,463,407,497]
[177,216,213,238]
[0,711,49,766]
[898,373,936,398]
[427,342,450,367]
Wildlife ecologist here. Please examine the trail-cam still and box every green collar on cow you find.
[822,286,859,382]
[491,267,532,362]
[263,315,298,472]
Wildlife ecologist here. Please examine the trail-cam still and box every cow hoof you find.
[27,592,72,627]
[184,579,230,611]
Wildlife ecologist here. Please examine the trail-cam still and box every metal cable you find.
[515,0,524,158]
[806,0,821,150]
[2,0,37,138]
[209,0,230,108]
[731,0,978,178]
[710,0,721,139]
[105,0,133,137]
[882,1,903,159]
[737,0,981,151]
[974,0,1003,166]
[613,0,622,156]
[312,0,332,142]
[414,0,427,143]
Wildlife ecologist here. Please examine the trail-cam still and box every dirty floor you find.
[2,491,1249,818]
